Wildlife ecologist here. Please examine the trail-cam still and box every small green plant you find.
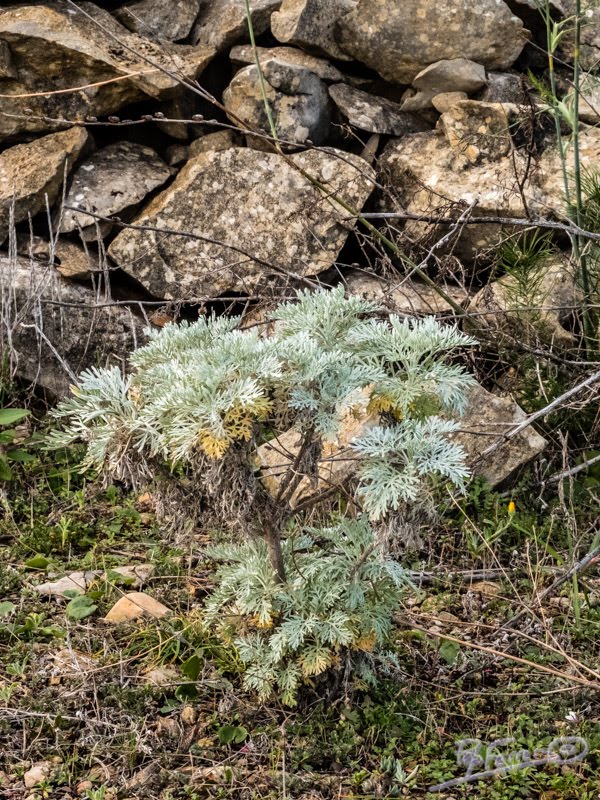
[0,407,34,480]
[47,287,476,702]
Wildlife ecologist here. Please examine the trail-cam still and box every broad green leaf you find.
[25,555,50,570]
[439,639,460,666]
[65,595,97,620]
[0,601,16,617]
[8,449,35,464]
[217,724,248,745]
[181,654,201,681]
[0,408,30,426]
[0,457,13,480]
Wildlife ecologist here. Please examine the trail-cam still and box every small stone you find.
[180,705,198,725]
[76,780,93,795]
[143,666,179,686]
[345,270,469,315]
[24,762,52,790]
[481,72,525,104]
[103,592,171,623]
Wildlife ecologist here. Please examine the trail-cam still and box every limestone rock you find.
[344,270,470,315]
[104,592,171,623]
[329,83,430,136]
[0,255,145,396]
[0,2,213,143]
[453,383,547,487]
[59,142,173,240]
[230,44,345,82]
[336,0,527,84]
[402,58,487,111]
[108,147,374,299]
[439,100,512,163]
[223,60,331,145]
[0,127,90,245]
[115,0,202,41]
[192,0,281,51]
[271,0,356,61]
[378,129,529,260]
[561,0,600,71]
[467,260,579,349]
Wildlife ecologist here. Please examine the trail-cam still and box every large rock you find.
[453,383,547,487]
[108,147,374,299]
[561,0,600,71]
[378,127,529,260]
[336,0,527,84]
[115,0,202,41]
[467,259,579,349]
[230,44,344,82]
[16,234,102,281]
[378,111,600,261]
[0,255,145,396]
[0,127,90,244]
[223,60,331,146]
[0,2,213,143]
[59,142,173,240]
[329,83,429,136]
[191,0,281,51]
[271,0,356,61]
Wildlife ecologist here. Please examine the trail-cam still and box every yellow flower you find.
[508,500,516,515]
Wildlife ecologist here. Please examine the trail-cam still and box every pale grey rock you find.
[0,255,145,396]
[108,146,375,299]
[329,83,429,135]
[271,0,356,61]
[223,60,332,145]
[230,43,345,82]
[60,142,173,240]
[466,259,579,349]
[0,127,90,245]
[344,270,470,315]
[453,383,547,487]
[336,0,527,84]
[561,1,600,70]
[0,2,213,143]
[535,127,600,217]
[115,0,202,41]
[36,565,154,597]
[402,58,487,111]
[192,0,281,51]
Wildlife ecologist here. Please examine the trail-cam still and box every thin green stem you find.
[244,0,281,152]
